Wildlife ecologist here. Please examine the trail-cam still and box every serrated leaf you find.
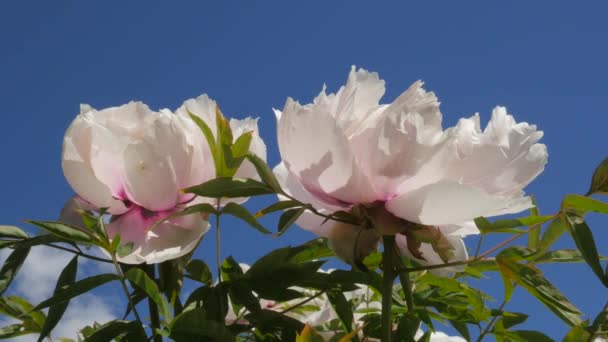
[125,268,171,320]
[0,226,28,240]
[277,207,306,236]
[496,255,582,326]
[33,274,119,311]
[26,221,95,245]
[85,320,147,342]
[565,213,608,286]
[587,157,608,196]
[0,246,30,295]
[221,203,270,234]
[254,200,301,218]
[183,177,274,198]
[38,256,78,342]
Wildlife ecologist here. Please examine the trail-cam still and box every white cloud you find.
[0,245,119,340]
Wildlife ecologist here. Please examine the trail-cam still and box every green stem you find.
[215,199,225,324]
[111,254,143,323]
[145,265,162,342]
[477,297,508,342]
[382,235,397,342]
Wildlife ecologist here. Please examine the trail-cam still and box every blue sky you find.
[1,1,607,340]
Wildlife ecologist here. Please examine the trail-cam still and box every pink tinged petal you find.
[277,99,377,205]
[59,196,98,228]
[122,141,180,212]
[62,115,127,214]
[395,234,467,277]
[106,207,210,264]
[274,162,348,237]
[386,180,528,226]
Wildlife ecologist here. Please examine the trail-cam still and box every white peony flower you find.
[274,66,547,273]
[61,95,265,264]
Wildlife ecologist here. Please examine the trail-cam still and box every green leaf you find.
[538,216,568,253]
[0,226,28,240]
[289,238,335,263]
[0,296,46,332]
[231,131,253,159]
[0,323,30,339]
[185,259,212,285]
[563,326,592,342]
[254,200,301,218]
[183,177,274,198]
[527,197,541,250]
[183,285,228,322]
[38,256,78,342]
[277,207,306,236]
[85,320,147,342]
[221,203,270,234]
[565,213,608,286]
[496,254,583,326]
[169,307,235,342]
[246,153,283,192]
[0,246,30,295]
[26,221,95,245]
[587,157,608,196]
[147,203,217,233]
[327,291,353,333]
[188,111,219,173]
[9,235,63,249]
[116,242,135,258]
[474,215,554,234]
[222,257,260,313]
[562,194,608,215]
[33,274,119,311]
[500,330,554,342]
[125,268,171,320]
[245,309,305,341]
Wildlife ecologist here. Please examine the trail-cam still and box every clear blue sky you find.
[1,1,607,339]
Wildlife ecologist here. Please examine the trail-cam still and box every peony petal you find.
[274,162,348,237]
[122,140,180,211]
[62,114,127,214]
[277,98,378,205]
[386,180,530,226]
[395,233,468,277]
[106,207,210,264]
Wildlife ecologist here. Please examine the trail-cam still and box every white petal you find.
[277,98,377,205]
[106,207,210,264]
[350,81,445,195]
[274,162,348,237]
[123,140,179,211]
[62,114,127,214]
[395,234,468,276]
[386,180,530,226]
[174,94,218,137]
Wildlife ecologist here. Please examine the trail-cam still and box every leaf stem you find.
[476,298,508,342]
[215,199,225,324]
[145,265,163,342]
[382,235,396,342]
[393,250,414,312]
[44,243,113,264]
[279,289,327,315]
[111,253,143,323]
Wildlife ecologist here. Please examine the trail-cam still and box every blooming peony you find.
[61,95,265,263]
[274,66,547,273]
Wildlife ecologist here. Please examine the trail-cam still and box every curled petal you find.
[395,233,467,277]
[62,114,127,214]
[106,207,210,264]
[274,162,348,237]
[277,98,377,205]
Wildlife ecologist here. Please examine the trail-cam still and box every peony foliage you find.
[1,67,607,341]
